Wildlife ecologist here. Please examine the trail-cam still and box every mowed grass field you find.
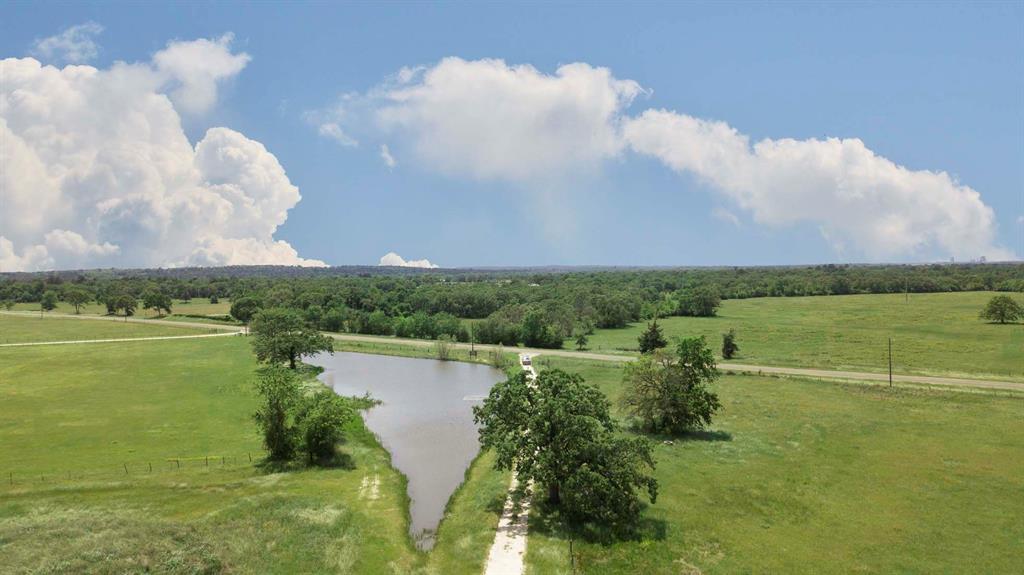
[525,356,1024,574]
[578,291,1024,380]
[0,313,215,344]
[0,320,508,574]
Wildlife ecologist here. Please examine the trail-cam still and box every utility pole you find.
[888,337,893,388]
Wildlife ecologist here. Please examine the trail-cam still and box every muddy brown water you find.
[308,351,504,550]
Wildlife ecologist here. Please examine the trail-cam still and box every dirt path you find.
[0,332,239,348]
[483,356,537,575]
[8,311,1018,392]
[324,332,1024,393]
[0,310,242,333]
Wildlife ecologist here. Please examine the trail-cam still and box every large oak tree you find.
[250,308,333,369]
[474,369,657,529]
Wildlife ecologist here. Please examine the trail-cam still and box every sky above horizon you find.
[1,2,1022,271]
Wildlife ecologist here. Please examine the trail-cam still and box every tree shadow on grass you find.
[631,428,733,443]
[678,429,733,442]
[529,497,667,546]
[254,449,356,473]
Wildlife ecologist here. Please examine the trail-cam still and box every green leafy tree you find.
[980,295,1023,324]
[637,319,667,354]
[434,334,454,360]
[40,291,58,316]
[113,294,136,321]
[250,308,333,369]
[622,337,722,434]
[230,296,262,331]
[64,287,92,314]
[575,332,589,351]
[1,299,14,311]
[294,392,354,464]
[520,309,562,348]
[474,369,657,529]
[142,290,173,316]
[721,329,739,359]
[678,286,721,317]
[209,295,219,304]
[252,366,301,461]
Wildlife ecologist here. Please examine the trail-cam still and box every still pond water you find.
[309,351,504,550]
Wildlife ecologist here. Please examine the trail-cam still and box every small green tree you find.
[295,392,354,464]
[253,366,301,461]
[113,294,136,321]
[230,296,262,332]
[721,329,739,359]
[250,308,333,369]
[637,319,667,354]
[678,286,721,317]
[488,344,509,369]
[142,290,173,316]
[64,287,91,314]
[40,291,58,316]
[209,295,219,304]
[0,299,14,311]
[575,332,589,351]
[980,295,1023,324]
[622,337,722,434]
[434,334,454,360]
[474,369,657,529]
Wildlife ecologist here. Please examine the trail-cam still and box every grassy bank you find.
[0,329,505,573]
[525,356,1024,574]
[577,291,1024,380]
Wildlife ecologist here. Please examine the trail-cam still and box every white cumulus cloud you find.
[378,251,438,268]
[317,57,643,182]
[151,33,251,115]
[376,58,643,181]
[623,110,1013,261]
[0,38,323,272]
[314,57,1011,261]
[379,144,396,168]
[30,22,104,64]
[318,122,358,147]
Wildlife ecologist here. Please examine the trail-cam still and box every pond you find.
[308,351,504,550]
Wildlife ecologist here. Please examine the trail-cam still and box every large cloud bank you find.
[1,34,323,272]
[316,57,1012,261]
[378,251,438,268]
[623,111,1011,260]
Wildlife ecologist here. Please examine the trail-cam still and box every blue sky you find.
[1,2,1021,269]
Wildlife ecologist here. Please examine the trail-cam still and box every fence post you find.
[205,456,209,468]
[148,462,152,473]
[123,463,128,475]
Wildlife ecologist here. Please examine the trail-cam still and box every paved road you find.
[5,311,1020,392]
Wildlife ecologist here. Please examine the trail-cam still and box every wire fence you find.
[3,452,264,488]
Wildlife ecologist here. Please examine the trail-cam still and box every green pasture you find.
[10,298,232,318]
[0,313,214,344]
[577,291,1024,380]
[525,356,1024,574]
[0,330,505,574]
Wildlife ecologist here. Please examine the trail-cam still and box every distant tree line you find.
[2,263,1021,348]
